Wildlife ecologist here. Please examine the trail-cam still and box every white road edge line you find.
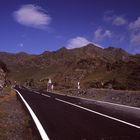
[83,98,140,110]
[15,90,50,140]
[66,95,140,110]
[42,94,51,98]
[55,98,140,129]
[48,91,140,110]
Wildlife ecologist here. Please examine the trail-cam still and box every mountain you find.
[0,44,139,90]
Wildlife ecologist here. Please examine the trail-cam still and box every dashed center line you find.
[34,91,40,94]
[42,94,51,98]
[31,90,140,130]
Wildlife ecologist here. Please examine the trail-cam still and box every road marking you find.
[15,90,50,140]
[96,100,140,110]
[34,91,40,94]
[55,98,140,129]
[45,91,140,110]
[31,91,51,98]
[42,94,51,98]
[61,94,140,110]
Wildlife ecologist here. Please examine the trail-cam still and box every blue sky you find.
[0,0,140,54]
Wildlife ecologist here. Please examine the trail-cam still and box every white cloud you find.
[131,32,140,45]
[17,43,24,47]
[94,28,112,40]
[128,16,140,49]
[104,11,127,26]
[113,16,127,26]
[66,37,91,49]
[13,4,51,29]
[129,17,140,31]
[103,10,114,22]
[20,43,24,47]
[66,37,103,49]
[132,48,140,54]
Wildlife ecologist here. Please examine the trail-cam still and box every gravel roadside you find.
[59,88,140,108]
[0,88,39,140]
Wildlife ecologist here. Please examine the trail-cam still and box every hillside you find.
[0,60,8,88]
[0,44,139,90]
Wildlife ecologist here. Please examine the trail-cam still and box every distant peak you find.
[41,51,51,56]
[16,52,29,55]
[56,47,68,53]
[82,43,103,50]
[92,43,104,49]
[106,46,129,53]
[58,47,67,51]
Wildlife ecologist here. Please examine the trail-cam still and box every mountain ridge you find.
[0,44,139,90]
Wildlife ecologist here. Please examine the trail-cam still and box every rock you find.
[0,60,8,91]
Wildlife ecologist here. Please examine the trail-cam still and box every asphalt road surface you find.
[15,87,140,140]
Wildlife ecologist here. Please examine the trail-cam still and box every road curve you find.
[15,87,140,140]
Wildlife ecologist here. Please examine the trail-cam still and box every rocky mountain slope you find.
[0,44,139,90]
[0,60,8,88]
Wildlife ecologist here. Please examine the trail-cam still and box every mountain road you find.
[15,87,140,140]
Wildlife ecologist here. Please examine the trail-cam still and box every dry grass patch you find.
[0,87,38,140]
